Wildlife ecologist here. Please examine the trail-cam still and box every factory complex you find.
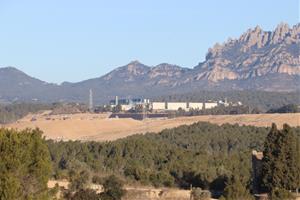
[107,96,240,112]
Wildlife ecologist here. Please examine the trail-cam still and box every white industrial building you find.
[188,102,204,110]
[108,96,233,112]
[167,102,188,111]
[120,104,133,111]
[151,102,212,111]
[151,101,219,111]
[110,96,150,111]
[204,102,218,109]
[152,102,166,110]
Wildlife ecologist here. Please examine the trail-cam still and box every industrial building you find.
[203,102,218,109]
[167,102,188,111]
[151,102,217,111]
[110,96,150,111]
[108,96,231,112]
[188,102,204,110]
[151,102,166,110]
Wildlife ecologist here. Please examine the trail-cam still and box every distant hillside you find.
[0,103,51,124]
[0,67,62,102]
[0,23,299,104]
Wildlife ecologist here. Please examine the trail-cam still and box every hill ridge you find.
[0,22,299,103]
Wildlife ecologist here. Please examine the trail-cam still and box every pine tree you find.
[222,174,253,200]
[261,123,300,196]
[261,123,280,192]
[0,128,52,200]
[281,124,300,191]
[100,175,125,200]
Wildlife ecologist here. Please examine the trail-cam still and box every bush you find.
[69,170,90,191]
[100,175,125,200]
[71,189,100,200]
[270,188,294,200]
[191,188,211,200]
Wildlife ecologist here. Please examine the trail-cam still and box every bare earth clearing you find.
[47,180,195,200]
[3,112,300,141]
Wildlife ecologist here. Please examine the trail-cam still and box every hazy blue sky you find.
[0,0,299,83]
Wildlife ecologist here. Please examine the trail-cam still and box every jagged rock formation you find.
[0,23,299,103]
[194,23,300,82]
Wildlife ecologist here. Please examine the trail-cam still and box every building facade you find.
[188,102,204,110]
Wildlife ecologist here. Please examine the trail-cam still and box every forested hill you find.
[47,122,300,196]
[1,121,300,199]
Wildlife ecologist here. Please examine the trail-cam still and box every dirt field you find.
[3,112,300,141]
[48,180,194,200]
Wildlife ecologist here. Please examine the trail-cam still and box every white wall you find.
[167,102,187,110]
[151,102,218,110]
[121,105,133,111]
[152,102,166,110]
[204,102,218,109]
[188,102,203,110]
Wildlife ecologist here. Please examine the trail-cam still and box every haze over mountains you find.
[0,23,299,104]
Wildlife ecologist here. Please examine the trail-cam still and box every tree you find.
[222,174,253,200]
[99,175,125,200]
[260,124,282,193]
[191,188,211,200]
[261,123,300,197]
[0,128,52,200]
[0,174,20,200]
[69,170,90,191]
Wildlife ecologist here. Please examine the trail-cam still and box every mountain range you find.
[0,23,299,104]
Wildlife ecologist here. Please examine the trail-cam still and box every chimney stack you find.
[115,96,119,106]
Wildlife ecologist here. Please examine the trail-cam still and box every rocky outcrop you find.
[196,23,300,82]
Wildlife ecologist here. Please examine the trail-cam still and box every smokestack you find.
[115,96,118,106]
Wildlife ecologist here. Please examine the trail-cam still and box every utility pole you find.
[89,89,93,112]
[142,103,147,120]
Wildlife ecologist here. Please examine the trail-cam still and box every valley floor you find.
[4,112,300,141]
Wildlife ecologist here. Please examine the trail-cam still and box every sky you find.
[0,0,299,83]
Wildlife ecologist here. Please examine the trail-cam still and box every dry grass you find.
[4,112,300,141]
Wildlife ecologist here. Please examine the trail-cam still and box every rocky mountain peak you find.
[147,63,188,79]
[128,60,143,65]
[271,22,290,44]
[154,63,182,70]
[124,60,149,74]
[102,61,150,81]
[197,23,300,82]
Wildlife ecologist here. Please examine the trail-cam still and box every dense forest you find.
[47,122,300,198]
[156,90,300,111]
[1,122,300,199]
